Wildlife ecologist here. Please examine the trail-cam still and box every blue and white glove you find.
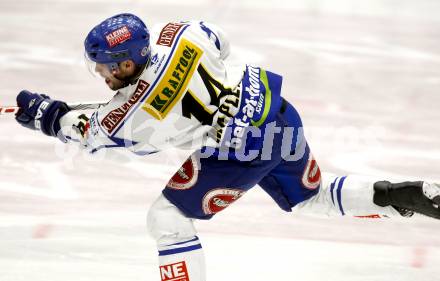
[15,90,70,138]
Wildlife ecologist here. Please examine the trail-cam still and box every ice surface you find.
[1,0,440,280]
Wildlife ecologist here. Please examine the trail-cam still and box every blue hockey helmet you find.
[84,13,151,72]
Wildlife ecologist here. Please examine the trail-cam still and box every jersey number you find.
[181,64,239,126]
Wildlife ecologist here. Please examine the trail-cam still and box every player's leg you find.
[147,152,273,281]
[259,99,440,219]
[147,194,205,281]
[259,154,402,217]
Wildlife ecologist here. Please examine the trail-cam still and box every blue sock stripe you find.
[158,244,202,256]
[165,236,199,247]
[336,176,347,215]
[330,177,338,206]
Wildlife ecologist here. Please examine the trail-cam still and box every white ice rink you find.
[1,0,440,280]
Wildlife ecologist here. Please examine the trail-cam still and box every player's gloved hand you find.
[15,90,70,138]
[374,181,440,219]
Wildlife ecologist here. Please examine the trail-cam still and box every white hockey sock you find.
[148,195,207,281]
[293,173,401,217]
[157,236,206,281]
[330,175,400,217]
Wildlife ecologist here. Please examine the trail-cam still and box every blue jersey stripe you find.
[166,236,199,247]
[158,244,202,256]
[111,24,191,137]
[336,176,347,215]
[90,144,121,154]
[330,177,338,206]
[89,134,138,154]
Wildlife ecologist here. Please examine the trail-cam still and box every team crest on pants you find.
[167,155,199,190]
[301,153,321,190]
[202,188,245,215]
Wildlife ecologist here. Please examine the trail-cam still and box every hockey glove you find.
[374,181,440,219]
[15,90,70,138]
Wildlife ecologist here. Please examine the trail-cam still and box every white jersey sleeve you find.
[59,20,246,157]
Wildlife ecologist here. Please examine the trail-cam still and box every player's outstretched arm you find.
[15,90,142,162]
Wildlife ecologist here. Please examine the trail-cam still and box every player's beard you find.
[103,64,145,91]
[105,75,126,91]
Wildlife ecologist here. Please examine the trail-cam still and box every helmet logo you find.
[141,46,150,57]
[105,26,132,48]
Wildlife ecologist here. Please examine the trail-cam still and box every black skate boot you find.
[373,181,440,219]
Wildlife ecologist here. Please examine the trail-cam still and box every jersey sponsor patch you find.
[142,38,203,120]
[101,80,150,133]
[167,155,199,190]
[227,65,271,149]
[157,22,185,47]
[160,261,189,281]
[301,153,321,190]
[150,53,167,74]
[202,188,245,215]
[105,26,132,48]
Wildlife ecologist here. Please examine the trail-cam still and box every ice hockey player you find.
[14,13,440,281]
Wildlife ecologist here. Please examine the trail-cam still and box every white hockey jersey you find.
[60,21,247,155]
